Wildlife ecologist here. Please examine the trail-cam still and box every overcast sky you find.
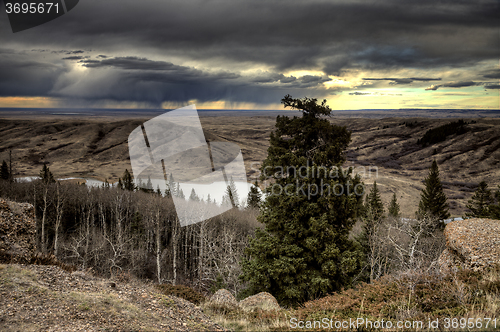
[0,0,498,110]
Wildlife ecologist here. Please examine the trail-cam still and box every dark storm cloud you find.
[483,69,500,79]
[425,81,479,90]
[279,76,298,84]
[62,56,86,60]
[253,74,331,88]
[66,50,85,54]
[363,77,442,84]
[0,50,329,106]
[249,72,286,83]
[0,50,65,97]
[444,81,477,88]
[0,0,497,105]
[349,92,371,96]
[484,84,500,90]
[80,57,178,71]
[60,58,329,104]
[1,0,497,72]
[50,67,328,105]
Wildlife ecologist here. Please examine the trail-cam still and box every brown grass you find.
[2,116,499,217]
[207,265,500,331]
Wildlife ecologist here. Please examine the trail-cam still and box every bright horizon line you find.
[1,106,499,111]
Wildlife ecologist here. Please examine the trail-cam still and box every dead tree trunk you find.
[172,218,179,285]
[155,205,162,284]
[41,184,49,253]
[53,182,64,257]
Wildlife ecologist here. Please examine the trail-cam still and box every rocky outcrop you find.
[208,289,281,312]
[207,289,281,312]
[239,292,280,311]
[208,289,239,309]
[438,218,500,272]
[0,198,36,263]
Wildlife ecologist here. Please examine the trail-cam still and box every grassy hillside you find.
[0,116,499,216]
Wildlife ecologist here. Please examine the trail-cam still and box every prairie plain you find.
[0,110,499,218]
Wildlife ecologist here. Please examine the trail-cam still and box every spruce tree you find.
[361,181,384,250]
[0,161,9,180]
[359,181,385,283]
[39,164,55,184]
[417,160,450,223]
[189,188,200,201]
[241,95,364,307]
[167,173,176,197]
[120,169,135,191]
[223,177,239,208]
[365,181,384,223]
[388,192,400,217]
[146,176,153,191]
[466,181,493,218]
[246,180,262,209]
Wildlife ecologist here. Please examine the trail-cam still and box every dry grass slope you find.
[0,116,498,215]
[0,264,225,331]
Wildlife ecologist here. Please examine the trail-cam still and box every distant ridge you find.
[1,107,499,119]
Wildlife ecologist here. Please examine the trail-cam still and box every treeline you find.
[0,166,260,295]
[359,159,500,285]
[417,119,471,146]
[466,181,500,219]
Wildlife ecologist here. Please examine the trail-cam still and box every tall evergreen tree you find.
[466,181,493,218]
[365,181,384,223]
[146,176,153,191]
[167,173,176,197]
[246,180,262,209]
[223,177,239,208]
[241,95,364,307]
[119,169,135,191]
[359,181,385,283]
[189,188,200,201]
[39,164,55,184]
[388,192,400,217]
[417,160,450,223]
[0,161,9,180]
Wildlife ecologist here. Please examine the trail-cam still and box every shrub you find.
[29,252,76,273]
[156,284,206,305]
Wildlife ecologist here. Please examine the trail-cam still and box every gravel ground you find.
[0,264,227,331]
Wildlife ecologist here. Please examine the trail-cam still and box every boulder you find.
[239,292,280,311]
[438,218,500,272]
[208,289,238,308]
